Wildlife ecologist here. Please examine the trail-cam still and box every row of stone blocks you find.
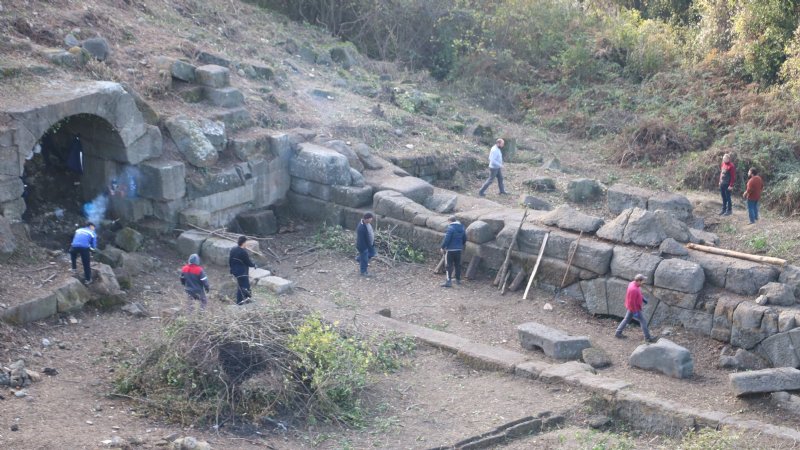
[288,142,373,208]
[172,62,244,108]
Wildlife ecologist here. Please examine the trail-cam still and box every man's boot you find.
[441,279,452,288]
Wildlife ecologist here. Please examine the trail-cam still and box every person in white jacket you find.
[478,138,508,196]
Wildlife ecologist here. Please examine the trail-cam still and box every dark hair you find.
[86,222,95,228]
[362,212,374,220]
[750,167,758,175]
[238,235,248,246]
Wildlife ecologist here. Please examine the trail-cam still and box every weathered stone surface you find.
[325,140,364,172]
[331,185,373,207]
[648,192,692,221]
[778,310,798,332]
[464,220,495,244]
[424,193,457,214]
[520,194,552,211]
[654,258,704,294]
[757,329,800,368]
[197,50,231,67]
[81,37,110,61]
[623,208,667,247]
[731,302,772,349]
[780,265,800,298]
[199,119,226,153]
[165,116,218,168]
[352,143,384,170]
[291,178,332,201]
[611,247,662,282]
[541,205,604,233]
[571,240,614,275]
[653,287,698,310]
[373,176,434,204]
[607,184,650,215]
[286,192,344,227]
[759,282,796,306]
[581,278,609,315]
[582,347,612,369]
[730,368,800,396]
[114,227,143,253]
[55,278,91,313]
[200,237,238,266]
[566,178,604,203]
[539,361,597,383]
[659,238,688,256]
[88,263,123,304]
[596,208,632,243]
[0,215,16,261]
[653,210,692,243]
[349,168,365,187]
[719,347,769,371]
[613,391,696,436]
[260,276,294,294]
[290,143,351,186]
[138,160,186,201]
[517,322,591,360]
[204,87,245,107]
[726,261,780,296]
[236,210,277,236]
[629,338,693,379]
[171,59,196,82]
[195,64,230,88]
[523,177,556,192]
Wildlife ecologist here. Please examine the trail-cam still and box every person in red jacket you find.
[615,274,656,342]
[743,167,764,224]
[180,254,210,312]
[719,153,736,216]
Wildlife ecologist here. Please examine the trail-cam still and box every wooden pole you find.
[686,243,786,266]
[500,269,513,294]
[559,231,583,289]
[465,256,482,280]
[434,253,446,274]
[523,232,549,300]
[494,207,529,287]
[508,268,527,292]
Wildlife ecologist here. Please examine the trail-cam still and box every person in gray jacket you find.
[478,138,508,196]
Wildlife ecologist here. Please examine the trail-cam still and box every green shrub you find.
[731,0,798,85]
[314,224,427,264]
[766,167,800,215]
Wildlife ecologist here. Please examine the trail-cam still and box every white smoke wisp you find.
[83,194,108,228]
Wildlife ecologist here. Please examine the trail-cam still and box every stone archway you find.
[0,81,162,220]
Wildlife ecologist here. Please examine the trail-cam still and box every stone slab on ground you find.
[729,367,800,396]
[204,87,244,108]
[538,361,597,383]
[373,176,434,204]
[176,230,208,257]
[629,338,694,379]
[517,322,591,360]
[260,276,293,294]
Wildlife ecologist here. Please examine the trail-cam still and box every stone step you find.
[226,127,274,161]
[195,64,230,88]
[211,107,253,131]
[204,87,244,108]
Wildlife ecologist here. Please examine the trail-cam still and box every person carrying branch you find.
[615,274,657,343]
[180,254,210,312]
[440,216,466,288]
[229,235,256,305]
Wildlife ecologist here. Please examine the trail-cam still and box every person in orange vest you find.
[743,167,764,224]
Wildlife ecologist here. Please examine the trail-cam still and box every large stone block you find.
[291,177,332,201]
[152,198,185,224]
[566,178,604,203]
[629,339,694,379]
[138,160,186,200]
[290,143,351,186]
[541,205,604,233]
[607,184,650,215]
[115,227,144,253]
[648,192,693,221]
[200,237,238,266]
[654,259,704,294]
[466,220,496,244]
[581,278,609,315]
[611,246,662,282]
[165,115,218,168]
[187,183,255,214]
[204,87,245,108]
[286,192,343,226]
[0,293,57,324]
[176,230,207,258]
[687,250,728,287]
[757,329,800,368]
[653,287,698,310]
[731,302,772,349]
[779,265,800,298]
[325,140,364,172]
[570,239,614,275]
[195,64,230,88]
[236,209,278,236]
[758,282,797,306]
[0,175,24,203]
[517,322,591,360]
[251,157,289,208]
[55,278,91,313]
[171,59,196,82]
[374,176,434,204]
[729,368,800,396]
[331,185,373,207]
[726,261,780,296]
[373,190,413,220]
[110,196,153,222]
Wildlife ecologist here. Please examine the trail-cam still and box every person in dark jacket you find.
[229,235,256,305]
[440,216,467,287]
[69,222,97,284]
[355,212,376,277]
[180,254,210,312]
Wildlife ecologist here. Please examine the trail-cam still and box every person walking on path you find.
[478,138,508,196]
[180,254,210,312]
[743,167,764,224]
[356,212,376,277]
[69,222,97,284]
[719,153,736,216]
[615,274,656,342]
[440,216,466,288]
[229,235,256,305]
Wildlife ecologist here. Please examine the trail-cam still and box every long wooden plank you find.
[494,207,529,286]
[465,256,482,280]
[523,232,549,300]
[686,243,786,266]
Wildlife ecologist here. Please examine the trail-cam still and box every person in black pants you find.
[69,222,97,284]
[440,216,466,288]
[229,235,256,305]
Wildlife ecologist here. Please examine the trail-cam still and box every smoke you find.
[83,194,108,227]
[109,166,140,199]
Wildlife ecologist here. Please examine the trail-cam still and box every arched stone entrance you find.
[0,81,162,220]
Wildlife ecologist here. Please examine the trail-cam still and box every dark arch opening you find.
[22,114,127,249]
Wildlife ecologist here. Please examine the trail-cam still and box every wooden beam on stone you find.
[465,256,482,280]
[508,268,527,292]
[685,243,786,266]
[494,207,529,287]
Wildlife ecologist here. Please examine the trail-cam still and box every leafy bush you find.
[766,167,800,215]
[314,224,427,263]
[730,0,798,85]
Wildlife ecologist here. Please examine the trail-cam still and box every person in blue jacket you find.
[355,212,376,277]
[70,222,97,284]
[440,216,467,287]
